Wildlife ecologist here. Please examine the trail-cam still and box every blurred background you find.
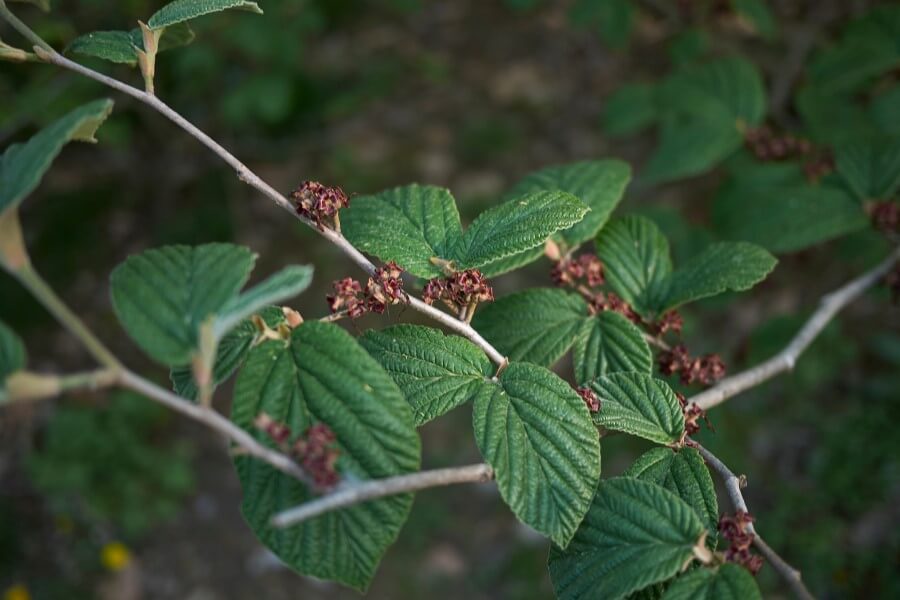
[1,0,899,598]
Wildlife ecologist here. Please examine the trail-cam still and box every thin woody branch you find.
[271,463,494,528]
[696,444,815,600]
[690,246,900,411]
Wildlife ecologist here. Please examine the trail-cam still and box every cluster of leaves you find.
[0,83,777,595]
[12,0,900,597]
[603,5,900,255]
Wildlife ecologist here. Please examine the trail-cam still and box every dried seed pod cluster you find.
[423,269,494,321]
[254,414,341,489]
[290,180,350,230]
[719,511,764,575]
[659,344,726,386]
[327,262,407,319]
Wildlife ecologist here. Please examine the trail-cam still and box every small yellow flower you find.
[3,584,31,600]
[100,541,132,571]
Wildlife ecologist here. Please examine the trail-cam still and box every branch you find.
[3,368,118,403]
[117,370,315,487]
[690,246,900,411]
[271,463,494,528]
[696,445,815,600]
[29,46,506,366]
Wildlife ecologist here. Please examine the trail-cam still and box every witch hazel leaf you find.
[625,447,719,542]
[472,289,589,368]
[110,243,255,365]
[473,362,601,547]
[505,160,632,247]
[454,191,588,270]
[661,563,762,600]
[660,242,777,314]
[214,264,313,338]
[231,321,420,591]
[341,184,464,278]
[595,216,672,318]
[67,23,196,67]
[573,311,652,385]
[549,477,708,600]
[148,0,263,30]
[360,325,493,425]
[0,99,114,214]
[589,372,685,445]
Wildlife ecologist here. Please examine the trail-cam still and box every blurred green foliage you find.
[27,391,194,538]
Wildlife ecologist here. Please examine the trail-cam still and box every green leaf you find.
[67,24,196,66]
[171,306,284,400]
[343,186,585,278]
[594,216,672,317]
[454,191,588,270]
[110,244,255,365]
[473,362,601,547]
[731,0,777,39]
[713,180,868,254]
[573,311,652,385]
[642,58,766,183]
[506,160,632,247]
[0,320,26,382]
[341,184,464,279]
[360,325,492,425]
[590,372,685,444]
[603,83,659,138]
[148,0,263,30]
[835,139,900,201]
[472,288,588,368]
[549,477,707,600]
[661,563,762,600]
[214,264,313,338]
[67,31,141,65]
[625,447,718,541]
[660,242,776,313]
[642,109,742,185]
[231,321,420,591]
[0,99,113,215]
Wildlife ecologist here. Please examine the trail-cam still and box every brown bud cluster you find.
[802,153,835,183]
[658,344,726,386]
[327,277,368,319]
[327,263,407,319]
[290,181,349,229]
[365,261,407,313]
[870,201,900,234]
[576,386,600,413]
[294,423,341,489]
[254,415,341,489]
[588,291,641,324]
[719,511,764,575]
[423,269,494,313]
[551,253,605,288]
[651,310,683,336]
[744,126,813,162]
[675,391,711,438]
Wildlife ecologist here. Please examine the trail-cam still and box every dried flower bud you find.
[576,386,600,413]
[870,201,900,234]
[365,261,407,313]
[551,253,604,288]
[653,310,683,336]
[293,423,341,489]
[290,181,350,229]
[327,277,368,318]
[588,291,640,323]
[253,412,291,445]
[719,511,763,574]
[423,269,494,313]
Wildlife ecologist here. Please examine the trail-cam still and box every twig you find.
[118,369,315,487]
[696,445,815,600]
[3,368,118,403]
[30,47,507,366]
[271,463,494,528]
[690,246,900,411]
